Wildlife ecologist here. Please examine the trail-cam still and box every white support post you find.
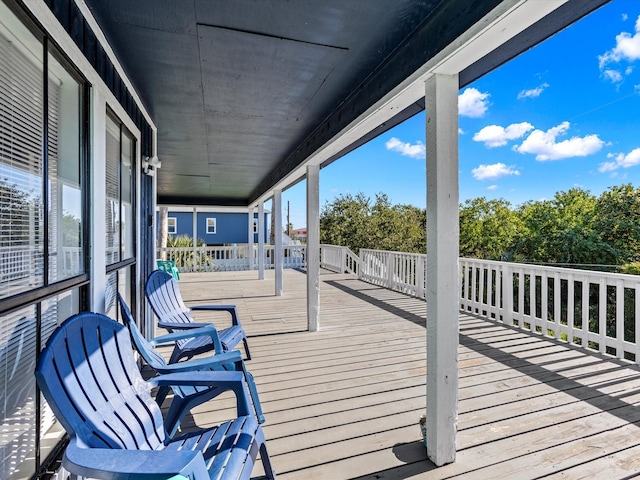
[192,207,197,273]
[307,165,320,332]
[258,201,265,280]
[273,190,283,296]
[425,73,459,466]
[248,207,255,270]
[90,91,107,312]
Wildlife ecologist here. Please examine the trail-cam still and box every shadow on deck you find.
[171,269,640,479]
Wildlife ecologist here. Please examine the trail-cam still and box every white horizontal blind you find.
[0,20,44,299]
[105,114,120,265]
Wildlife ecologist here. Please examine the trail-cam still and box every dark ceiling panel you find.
[84,0,449,205]
[82,0,604,206]
[198,22,348,190]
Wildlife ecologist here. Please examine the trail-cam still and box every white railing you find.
[157,245,307,272]
[459,258,640,362]
[155,242,640,363]
[61,247,83,276]
[320,244,359,275]
[351,247,640,364]
[359,249,426,298]
[0,246,36,283]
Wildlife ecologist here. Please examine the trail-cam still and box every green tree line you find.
[320,184,640,272]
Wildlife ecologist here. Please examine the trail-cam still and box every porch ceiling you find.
[84,0,608,206]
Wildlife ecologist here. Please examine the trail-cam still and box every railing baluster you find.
[616,279,624,359]
[598,278,607,354]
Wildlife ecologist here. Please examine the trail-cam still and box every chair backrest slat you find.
[145,270,193,325]
[117,293,168,370]
[36,313,167,451]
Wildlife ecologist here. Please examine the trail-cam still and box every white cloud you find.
[458,128,465,135]
[458,88,490,118]
[513,121,605,161]
[599,15,640,81]
[623,13,629,22]
[487,185,499,190]
[598,148,640,172]
[603,69,623,83]
[517,83,549,100]
[473,122,534,148]
[385,137,425,159]
[635,84,640,94]
[472,163,520,180]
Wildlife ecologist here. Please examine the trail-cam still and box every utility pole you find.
[287,201,290,236]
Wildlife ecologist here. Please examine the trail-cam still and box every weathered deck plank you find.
[170,269,640,479]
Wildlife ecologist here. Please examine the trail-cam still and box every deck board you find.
[169,269,640,479]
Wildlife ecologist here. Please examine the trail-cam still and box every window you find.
[206,217,216,234]
[168,217,177,234]
[105,111,135,265]
[49,48,85,281]
[105,111,136,338]
[0,2,88,478]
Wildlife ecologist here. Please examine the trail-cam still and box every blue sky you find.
[281,0,640,229]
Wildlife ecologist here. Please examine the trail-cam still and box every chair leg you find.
[156,386,170,407]
[243,337,252,361]
[260,442,276,479]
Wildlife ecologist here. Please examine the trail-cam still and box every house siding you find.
[162,211,267,245]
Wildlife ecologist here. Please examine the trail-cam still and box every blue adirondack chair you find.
[117,293,265,433]
[145,270,251,362]
[35,312,275,480]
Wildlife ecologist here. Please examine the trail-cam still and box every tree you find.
[320,192,426,254]
[62,211,81,247]
[0,178,40,247]
[513,188,614,264]
[594,184,640,265]
[459,197,521,260]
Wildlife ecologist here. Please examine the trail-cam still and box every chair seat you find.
[166,415,263,478]
[178,325,245,355]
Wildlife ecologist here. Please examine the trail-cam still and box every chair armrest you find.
[156,321,224,353]
[148,371,253,417]
[150,324,220,345]
[152,350,242,374]
[63,437,209,480]
[190,305,241,326]
[157,320,213,330]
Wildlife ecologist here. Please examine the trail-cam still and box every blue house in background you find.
[158,206,270,246]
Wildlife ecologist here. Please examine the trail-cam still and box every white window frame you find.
[167,217,177,234]
[206,217,217,234]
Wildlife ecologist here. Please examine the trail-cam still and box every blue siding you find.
[159,211,267,245]
[170,212,194,237]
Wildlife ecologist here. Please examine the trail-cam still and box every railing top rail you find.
[460,257,640,281]
[360,248,421,254]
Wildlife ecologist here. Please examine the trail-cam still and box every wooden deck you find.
[171,269,640,479]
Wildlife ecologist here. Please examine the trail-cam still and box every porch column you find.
[258,201,265,280]
[248,207,255,270]
[192,207,197,272]
[273,190,283,296]
[90,91,107,312]
[425,73,459,466]
[306,165,320,331]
